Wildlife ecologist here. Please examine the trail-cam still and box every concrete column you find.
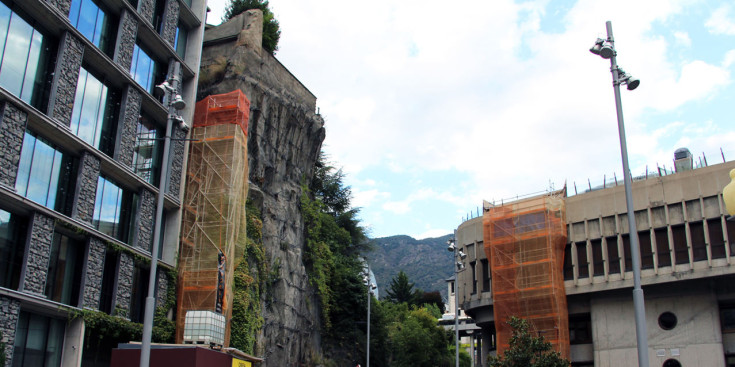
[48,32,84,126]
[114,9,138,71]
[0,296,21,367]
[114,252,134,318]
[83,238,107,309]
[160,0,180,46]
[167,125,186,198]
[0,101,28,189]
[21,212,54,295]
[61,317,84,367]
[134,189,156,252]
[71,152,100,224]
[42,0,72,16]
[114,85,142,168]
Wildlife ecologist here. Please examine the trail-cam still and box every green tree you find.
[389,307,453,367]
[223,0,281,53]
[386,271,419,305]
[488,317,570,367]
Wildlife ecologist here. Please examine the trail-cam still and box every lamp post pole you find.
[600,21,649,367]
[448,230,465,367]
[454,258,459,367]
[366,265,373,367]
[140,61,184,367]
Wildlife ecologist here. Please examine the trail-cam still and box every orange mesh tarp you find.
[176,91,250,346]
[483,191,569,359]
[193,90,250,136]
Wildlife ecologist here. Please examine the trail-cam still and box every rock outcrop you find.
[198,10,326,366]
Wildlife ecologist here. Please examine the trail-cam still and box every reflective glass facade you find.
[45,231,84,306]
[133,113,162,185]
[12,312,65,367]
[15,131,76,215]
[130,43,164,94]
[68,0,116,56]
[0,2,54,110]
[70,67,119,156]
[93,176,137,244]
[0,209,26,290]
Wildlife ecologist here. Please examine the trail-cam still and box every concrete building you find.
[0,0,206,365]
[455,158,735,367]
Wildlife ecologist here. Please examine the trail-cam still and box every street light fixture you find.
[448,235,466,367]
[590,21,649,367]
[140,61,188,367]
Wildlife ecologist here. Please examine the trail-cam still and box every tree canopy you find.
[223,0,281,53]
[386,271,420,305]
[488,317,570,367]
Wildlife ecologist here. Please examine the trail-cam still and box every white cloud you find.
[207,0,735,237]
[414,228,451,240]
[352,188,390,209]
[674,31,691,46]
[706,5,735,35]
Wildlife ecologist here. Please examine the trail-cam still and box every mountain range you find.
[366,234,454,300]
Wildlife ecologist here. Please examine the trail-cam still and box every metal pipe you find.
[140,61,181,367]
[606,21,649,367]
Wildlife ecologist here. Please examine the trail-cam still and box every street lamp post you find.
[448,233,466,367]
[364,265,376,367]
[590,21,648,367]
[140,61,188,367]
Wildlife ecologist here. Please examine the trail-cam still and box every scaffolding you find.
[483,190,569,359]
[176,90,250,346]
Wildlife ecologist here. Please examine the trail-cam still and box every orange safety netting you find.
[193,90,250,136]
[483,191,569,359]
[176,90,250,346]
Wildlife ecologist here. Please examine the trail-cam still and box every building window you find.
[152,0,166,33]
[175,23,188,59]
[98,249,118,313]
[68,0,117,56]
[481,258,490,292]
[591,239,604,276]
[71,67,119,156]
[640,231,654,269]
[133,113,163,185]
[655,228,671,267]
[15,131,77,215]
[0,2,55,111]
[622,234,633,271]
[470,261,477,294]
[658,311,677,330]
[721,305,735,333]
[576,242,589,278]
[130,259,149,323]
[663,359,681,367]
[93,177,138,244]
[606,236,621,274]
[130,43,165,95]
[690,222,707,262]
[671,225,689,265]
[0,208,27,290]
[563,243,573,280]
[45,231,84,306]
[569,313,592,344]
[12,311,65,367]
[707,219,727,259]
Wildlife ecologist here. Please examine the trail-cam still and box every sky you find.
[206,0,735,240]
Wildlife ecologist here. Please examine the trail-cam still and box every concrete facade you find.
[455,160,735,367]
[0,0,207,365]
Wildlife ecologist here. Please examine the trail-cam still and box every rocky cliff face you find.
[198,11,326,366]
